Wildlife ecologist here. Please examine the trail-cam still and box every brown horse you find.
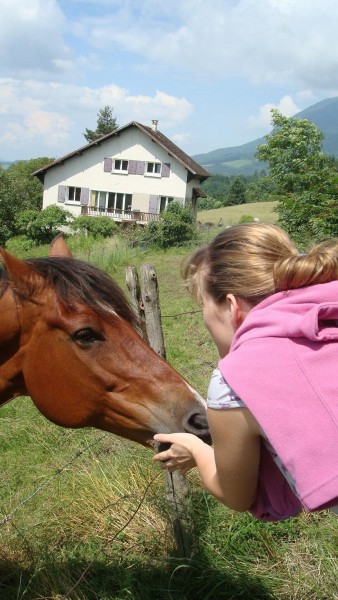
[0,236,209,446]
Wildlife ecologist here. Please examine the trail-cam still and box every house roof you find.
[32,121,210,181]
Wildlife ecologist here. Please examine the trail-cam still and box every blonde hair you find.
[182,223,338,306]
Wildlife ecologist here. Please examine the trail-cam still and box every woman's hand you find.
[152,433,206,474]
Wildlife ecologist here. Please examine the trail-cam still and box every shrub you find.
[15,205,73,244]
[238,214,255,223]
[70,215,118,239]
[142,202,196,248]
[198,197,223,210]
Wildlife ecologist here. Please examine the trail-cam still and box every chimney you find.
[151,120,158,132]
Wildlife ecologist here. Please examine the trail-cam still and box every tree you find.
[0,170,17,246]
[245,174,279,203]
[226,176,247,205]
[83,106,118,142]
[255,109,338,244]
[6,158,52,211]
[0,157,52,245]
[256,109,328,194]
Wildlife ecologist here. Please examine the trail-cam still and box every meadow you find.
[196,200,278,226]
[1,203,337,600]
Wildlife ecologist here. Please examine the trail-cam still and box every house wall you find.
[42,127,201,217]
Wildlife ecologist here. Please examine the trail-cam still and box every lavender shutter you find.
[128,160,137,174]
[57,185,67,203]
[103,157,112,172]
[162,162,170,177]
[80,188,90,206]
[136,161,145,175]
[148,195,159,214]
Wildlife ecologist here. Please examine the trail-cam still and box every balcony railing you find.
[81,206,159,222]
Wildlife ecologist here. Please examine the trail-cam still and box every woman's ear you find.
[226,294,250,328]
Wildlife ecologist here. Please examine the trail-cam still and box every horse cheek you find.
[22,331,97,429]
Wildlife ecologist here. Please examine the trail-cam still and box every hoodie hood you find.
[231,281,338,349]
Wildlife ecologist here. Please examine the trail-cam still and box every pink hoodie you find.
[219,281,338,521]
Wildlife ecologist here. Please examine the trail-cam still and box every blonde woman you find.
[153,223,338,521]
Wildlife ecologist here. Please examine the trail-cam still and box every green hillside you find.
[194,97,338,176]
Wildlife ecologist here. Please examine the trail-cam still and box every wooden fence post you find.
[125,266,148,342]
[126,264,194,558]
[139,264,166,360]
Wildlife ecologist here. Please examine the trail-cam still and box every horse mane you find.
[0,257,136,326]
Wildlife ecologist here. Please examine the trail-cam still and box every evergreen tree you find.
[226,176,247,205]
[83,106,118,142]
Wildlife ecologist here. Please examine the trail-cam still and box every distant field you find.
[197,200,278,225]
[222,159,253,168]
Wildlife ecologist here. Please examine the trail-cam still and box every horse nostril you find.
[185,411,211,445]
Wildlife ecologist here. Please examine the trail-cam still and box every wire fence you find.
[0,295,211,597]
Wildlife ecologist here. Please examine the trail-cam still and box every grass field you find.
[197,200,278,226]
[1,210,337,599]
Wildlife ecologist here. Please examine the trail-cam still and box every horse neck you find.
[0,288,26,404]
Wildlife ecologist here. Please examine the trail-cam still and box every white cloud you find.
[0,78,193,159]
[1,0,337,159]
[171,132,192,144]
[0,0,72,77]
[1,111,71,146]
[248,95,300,131]
[72,0,338,90]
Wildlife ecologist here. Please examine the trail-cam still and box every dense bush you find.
[238,214,255,223]
[15,205,73,244]
[142,202,197,248]
[70,215,118,238]
[197,197,223,210]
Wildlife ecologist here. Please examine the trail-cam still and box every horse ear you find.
[0,247,42,298]
[49,234,73,258]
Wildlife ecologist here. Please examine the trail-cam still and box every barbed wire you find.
[161,309,202,318]
[0,432,108,528]
[61,471,162,599]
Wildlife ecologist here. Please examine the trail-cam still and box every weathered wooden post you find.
[126,264,194,558]
[125,266,148,342]
[139,264,166,359]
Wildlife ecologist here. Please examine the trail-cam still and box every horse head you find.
[0,237,210,446]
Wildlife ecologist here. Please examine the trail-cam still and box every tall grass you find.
[1,212,337,599]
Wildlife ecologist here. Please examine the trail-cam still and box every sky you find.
[1,0,338,162]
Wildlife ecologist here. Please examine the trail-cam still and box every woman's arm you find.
[153,407,261,512]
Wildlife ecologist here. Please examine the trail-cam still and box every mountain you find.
[193,97,338,176]
[0,160,15,170]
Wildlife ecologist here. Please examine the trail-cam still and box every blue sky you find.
[1,0,338,162]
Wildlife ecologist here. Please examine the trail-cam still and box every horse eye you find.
[72,328,103,345]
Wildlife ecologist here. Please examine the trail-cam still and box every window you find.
[91,190,132,212]
[113,159,128,173]
[146,162,161,176]
[159,196,174,212]
[67,186,81,202]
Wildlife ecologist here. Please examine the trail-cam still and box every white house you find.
[33,120,210,224]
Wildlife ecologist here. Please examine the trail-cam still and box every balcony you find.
[81,206,159,223]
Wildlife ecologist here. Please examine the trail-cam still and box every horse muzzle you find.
[184,410,211,445]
